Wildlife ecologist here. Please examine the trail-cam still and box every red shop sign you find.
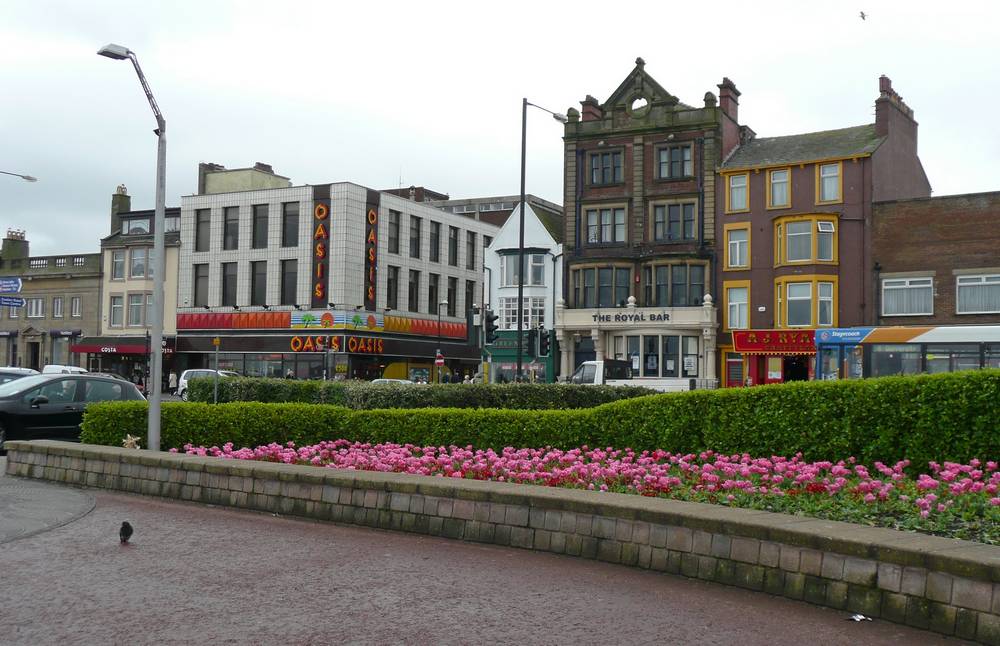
[732,329,815,354]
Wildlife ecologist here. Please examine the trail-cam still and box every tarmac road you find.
[0,461,972,646]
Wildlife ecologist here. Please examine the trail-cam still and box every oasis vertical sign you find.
[363,189,380,311]
[311,185,331,309]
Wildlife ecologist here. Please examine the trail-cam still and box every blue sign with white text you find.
[814,327,876,347]
[0,296,26,307]
[0,277,23,294]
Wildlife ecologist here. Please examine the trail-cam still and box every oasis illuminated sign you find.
[310,197,330,309]
[363,189,380,311]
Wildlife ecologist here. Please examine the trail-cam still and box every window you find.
[110,295,124,326]
[193,264,209,308]
[957,274,1000,314]
[465,280,476,316]
[448,226,459,266]
[250,261,267,306]
[252,204,268,249]
[26,298,44,318]
[30,258,47,268]
[428,274,439,314]
[501,254,545,287]
[483,235,493,250]
[129,248,147,278]
[125,218,150,235]
[573,266,630,308]
[775,216,838,265]
[8,306,17,319]
[787,283,812,327]
[683,337,699,378]
[223,206,239,250]
[447,277,457,316]
[73,256,85,267]
[817,221,835,261]
[530,254,545,286]
[195,209,211,252]
[727,173,748,212]
[53,297,63,318]
[408,270,420,312]
[111,250,125,280]
[768,169,790,208]
[221,262,238,306]
[409,216,422,258]
[882,278,933,316]
[645,263,704,307]
[128,293,144,326]
[429,222,441,262]
[818,282,834,326]
[499,296,546,329]
[590,151,622,185]
[165,215,180,232]
[652,203,696,242]
[585,207,626,244]
[386,266,399,310]
[726,226,749,269]
[724,282,749,330]
[388,211,400,254]
[817,162,841,203]
[786,221,811,262]
[466,231,476,270]
[71,297,81,317]
[657,145,692,179]
[281,202,299,247]
[280,259,297,306]
[642,335,660,377]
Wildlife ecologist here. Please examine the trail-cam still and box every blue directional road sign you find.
[0,277,23,294]
[0,296,25,307]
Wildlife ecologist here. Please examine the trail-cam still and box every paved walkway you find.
[0,457,95,543]
[0,460,972,645]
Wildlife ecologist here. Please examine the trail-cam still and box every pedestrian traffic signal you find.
[538,327,551,356]
[526,329,537,355]
[484,309,500,344]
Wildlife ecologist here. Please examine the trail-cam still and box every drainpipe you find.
[697,136,705,249]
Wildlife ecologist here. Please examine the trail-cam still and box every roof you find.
[722,124,884,170]
[534,207,564,243]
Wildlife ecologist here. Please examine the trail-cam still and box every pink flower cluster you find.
[172,440,1000,521]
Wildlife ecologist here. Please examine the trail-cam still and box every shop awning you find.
[732,329,816,355]
[71,336,175,355]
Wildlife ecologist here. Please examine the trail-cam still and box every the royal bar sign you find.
[364,189,380,311]
[311,185,331,309]
[732,329,816,354]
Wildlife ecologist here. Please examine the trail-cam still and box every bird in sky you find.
[859,11,867,20]
[120,521,134,544]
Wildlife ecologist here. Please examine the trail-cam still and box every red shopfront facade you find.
[730,329,815,387]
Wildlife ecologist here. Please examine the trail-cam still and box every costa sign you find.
[363,189,380,311]
[310,195,331,309]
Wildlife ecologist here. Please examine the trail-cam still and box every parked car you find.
[90,372,130,382]
[0,374,145,448]
[177,369,239,401]
[0,367,39,385]
[42,364,88,375]
[371,378,414,385]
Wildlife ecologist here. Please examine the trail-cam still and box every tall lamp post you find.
[98,43,167,452]
[517,99,567,381]
[437,299,448,383]
[0,171,38,182]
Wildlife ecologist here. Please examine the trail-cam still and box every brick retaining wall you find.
[7,440,1000,644]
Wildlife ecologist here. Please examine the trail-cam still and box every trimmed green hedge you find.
[185,377,654,410]
[83,370,1000,465]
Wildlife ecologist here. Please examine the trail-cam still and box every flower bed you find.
[173,441,1000,545]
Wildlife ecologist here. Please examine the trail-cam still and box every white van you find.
[42,364,88,375]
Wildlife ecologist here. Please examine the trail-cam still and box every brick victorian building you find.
[715,76,930,387]
[556,58,729,386]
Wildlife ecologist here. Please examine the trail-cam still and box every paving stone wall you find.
[7,440,1000,644]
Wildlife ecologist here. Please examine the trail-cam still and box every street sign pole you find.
[212,336,220,403]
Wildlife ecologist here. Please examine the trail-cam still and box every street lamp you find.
[518,98,567,381]
[0,171,38,182]
[99,43,167,452]
[437,299,448,383]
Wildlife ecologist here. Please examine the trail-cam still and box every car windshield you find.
[0,374,53,397]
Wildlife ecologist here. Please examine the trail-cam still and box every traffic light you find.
[538,327,551,356]
[484,309,500,344]
[526,329,537,355]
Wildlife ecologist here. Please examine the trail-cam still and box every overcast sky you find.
[2,0,998,256]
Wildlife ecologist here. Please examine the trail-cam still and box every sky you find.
[2,0,999,256]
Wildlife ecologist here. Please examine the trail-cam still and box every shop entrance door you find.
[783,355,809,381]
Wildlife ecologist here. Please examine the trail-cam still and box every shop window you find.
[642,335,660,377]
[661,335,679,377]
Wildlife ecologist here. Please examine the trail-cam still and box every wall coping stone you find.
[7,440,1000,583]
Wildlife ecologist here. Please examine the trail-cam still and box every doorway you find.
[783,355,809,381]
[27,341,41,371]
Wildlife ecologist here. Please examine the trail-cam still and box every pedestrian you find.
[285,368,295,379]
[462,374,472,385]
[168,370,177,395]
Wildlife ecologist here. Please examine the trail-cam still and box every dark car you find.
[0,374,145,448]
[0,368,40,386]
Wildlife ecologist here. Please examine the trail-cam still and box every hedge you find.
[185,377,654,410]
[82,369,1000,466]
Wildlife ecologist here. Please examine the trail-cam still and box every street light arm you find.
[128,53,165,132]
[525,101,568,123]
[0,170,38,182]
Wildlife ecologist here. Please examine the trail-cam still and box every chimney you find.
[1,229,29,261]
[875,75,916,137]
[197,162,225,195]
[717,77,740,122]
[580,95,602,122]
[110,184,131,234]
[253,162,275,174]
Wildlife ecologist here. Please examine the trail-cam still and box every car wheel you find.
[180,389,188,401]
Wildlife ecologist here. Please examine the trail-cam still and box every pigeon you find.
[847,613,872,622]
[119,521,134,544]
[859,11,867,20]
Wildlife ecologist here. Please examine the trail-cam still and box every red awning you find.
[732,329,816,355]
